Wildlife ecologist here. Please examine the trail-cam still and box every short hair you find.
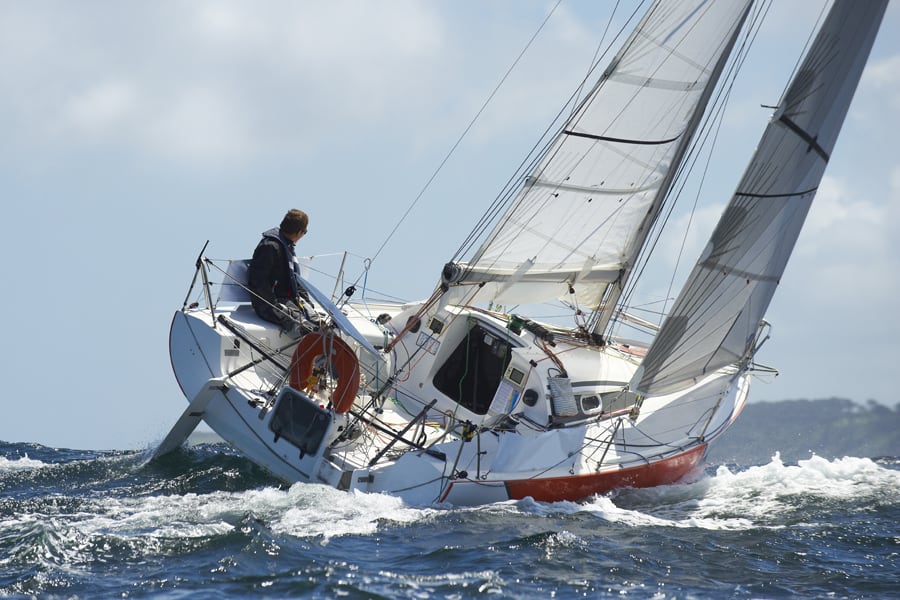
[280,209,308,235]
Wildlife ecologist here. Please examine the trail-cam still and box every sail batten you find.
[632,0,888,397]
[525,175,660,196]
[562,129,681,146]
[606,72,708,92]
[449,0,754,311]
[736,187,818,200]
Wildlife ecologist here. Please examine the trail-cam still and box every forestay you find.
[632,0,888,397]
[444,0,752,313]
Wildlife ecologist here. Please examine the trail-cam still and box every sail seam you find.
[698,261,780,283]
[525,175,659,196]
[608,71,706,92]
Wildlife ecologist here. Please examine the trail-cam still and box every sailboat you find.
[163,0,887,506]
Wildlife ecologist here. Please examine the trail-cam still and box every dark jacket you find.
[248,228,299,311]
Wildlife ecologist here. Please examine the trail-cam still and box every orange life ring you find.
[289,331,360,414]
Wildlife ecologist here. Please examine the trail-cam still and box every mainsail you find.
[632,0,888,397]
[444,0,752,315]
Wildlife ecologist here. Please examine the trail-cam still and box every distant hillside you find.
[706,398,899,466]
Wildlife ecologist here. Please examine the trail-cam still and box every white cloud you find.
[147,86,256,165]
[802,176,884,240]
[790,170,900,307]
[860,54,900,114]
[193,3,264,46]
[64,80,139,139]
[1,2,455,168]
[863,54,900,87]
[55,80,256,165]
[0,2,625,171]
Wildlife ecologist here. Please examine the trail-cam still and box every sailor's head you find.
[280,209,308,242]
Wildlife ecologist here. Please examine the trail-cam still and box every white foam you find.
[272,483,439,541]
[9,453,895,559]
[0,454,49,473]
[706,453,897,504]
[31,481,440,555]
[589,453,900,530]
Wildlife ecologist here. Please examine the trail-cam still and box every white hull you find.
[169,295,749,506]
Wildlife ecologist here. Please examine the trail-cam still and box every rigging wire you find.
[336,2,643,303]
[570,0,627,113]
[365,0,565,269]
[607,0,772,338]
[452,1,647,264]
[649,1,771,323]
[776,0,830,108]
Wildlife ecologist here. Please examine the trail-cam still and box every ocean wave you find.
[2,441,897,547]
[587,453,899,530]
[1,440,897,599]
[437,453,899,533]
[0,454,49,473]
[0,478,438,566]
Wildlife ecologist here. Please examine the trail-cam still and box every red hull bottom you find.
[503,443,708,503]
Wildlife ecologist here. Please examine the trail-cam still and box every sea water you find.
[1,441,897,599]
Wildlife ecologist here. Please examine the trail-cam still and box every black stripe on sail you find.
[735,186,818,199]
[563,129,679,146]
[778,115,829,161]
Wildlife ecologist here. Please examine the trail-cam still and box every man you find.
[248,209,315,336]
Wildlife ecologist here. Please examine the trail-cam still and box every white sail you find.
[445,0,752,309]
[632,0,888,397]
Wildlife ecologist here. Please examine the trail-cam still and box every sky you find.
[1,1,897,451]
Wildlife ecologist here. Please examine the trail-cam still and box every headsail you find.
[444,0,752,316]
[631,0,888,397]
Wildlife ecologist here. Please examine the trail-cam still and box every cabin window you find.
[433,323,513,415]
[580,395,601,412]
